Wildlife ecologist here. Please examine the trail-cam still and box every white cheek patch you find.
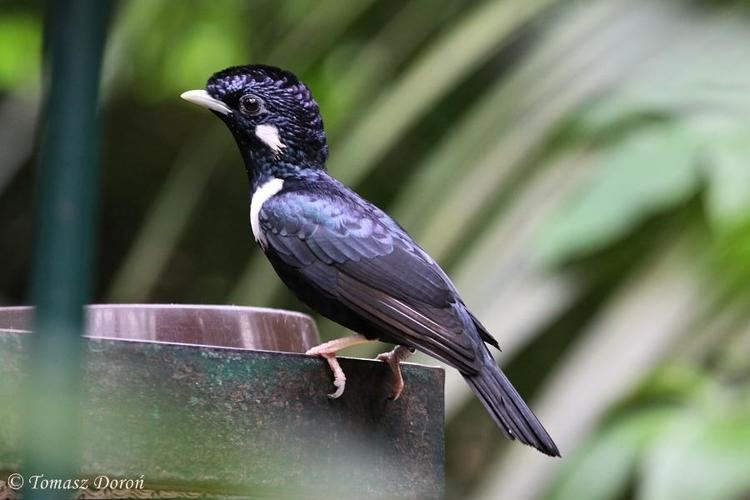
[255,124,285,155]
[250,177,284,247]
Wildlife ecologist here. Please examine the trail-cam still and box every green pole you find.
[24,1,110,498]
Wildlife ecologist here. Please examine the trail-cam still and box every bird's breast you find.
[250,177,285,247]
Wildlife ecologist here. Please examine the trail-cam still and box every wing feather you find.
[335,273,479,374]
[260,182,486,373]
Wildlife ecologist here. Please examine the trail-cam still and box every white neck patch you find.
[255,124,285,155]
[250,177,284,247]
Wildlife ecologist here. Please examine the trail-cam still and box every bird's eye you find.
[239,94,263,115]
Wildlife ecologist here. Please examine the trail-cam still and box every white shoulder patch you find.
[255,124,285,155]
[250,177,284,247]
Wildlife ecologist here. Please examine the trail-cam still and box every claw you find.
[305,334,373,398]
[328,374,346,399]
[322,352,346,399]
[377,345,415,401]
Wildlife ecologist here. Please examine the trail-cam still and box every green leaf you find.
[536,124,699,264]
[327,0,557,185]
[640,412,750,500]
[549,409,674,500]
[701,123,750,228]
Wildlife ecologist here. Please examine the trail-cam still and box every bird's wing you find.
[259,186,483,374]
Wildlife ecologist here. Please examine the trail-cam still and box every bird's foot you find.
[306,334,373,399]
[376,345,415,401]
[320,352,346,399]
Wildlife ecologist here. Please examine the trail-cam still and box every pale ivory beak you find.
[180,90,233,115]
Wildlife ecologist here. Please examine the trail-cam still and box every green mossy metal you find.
[0,331,445,499]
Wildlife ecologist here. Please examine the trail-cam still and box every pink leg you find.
[376,345,415,400]
[306,334,374,399]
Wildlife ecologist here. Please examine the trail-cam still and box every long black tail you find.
[464,354,560,457]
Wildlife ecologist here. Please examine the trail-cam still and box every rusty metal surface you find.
[0,329,445,499]
[0,305,319,353]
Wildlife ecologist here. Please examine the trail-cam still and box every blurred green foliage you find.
[0,12,40,90]
[1,0,749,499]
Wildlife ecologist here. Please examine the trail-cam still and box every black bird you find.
[181,65,560,457]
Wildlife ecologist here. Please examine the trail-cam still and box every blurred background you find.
[2,0,750,498]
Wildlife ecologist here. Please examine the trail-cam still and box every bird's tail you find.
[464,354,560,457]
